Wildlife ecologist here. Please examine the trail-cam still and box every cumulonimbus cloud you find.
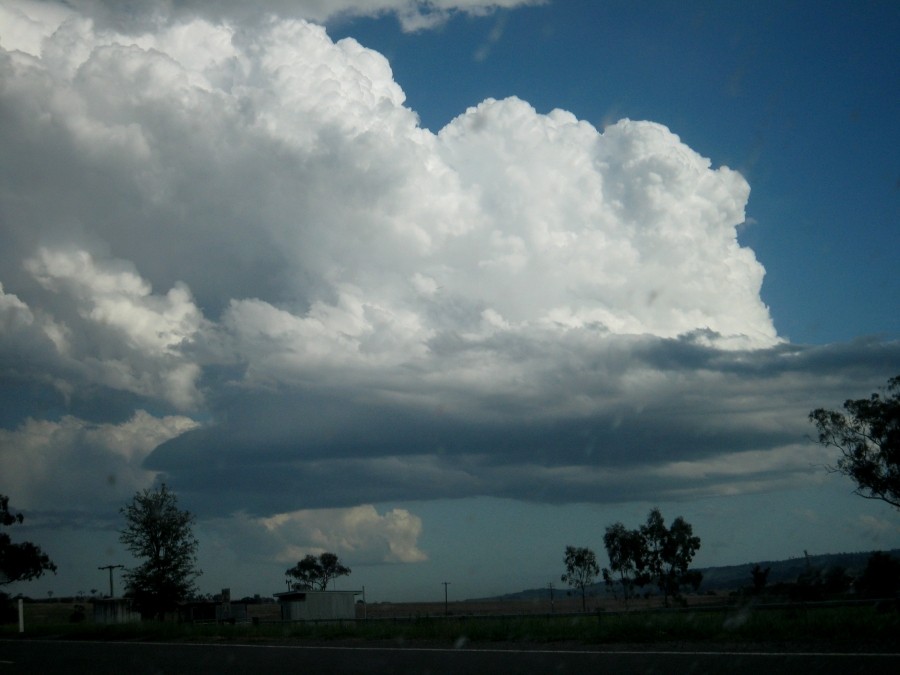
[1,2,897,542]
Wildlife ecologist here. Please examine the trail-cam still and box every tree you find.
[561,545,599,612]
[809,375,900,509]
[639,508,702,607]
[119,484,200,619]
[1,494,56,585]
[750,564,770,595]
[285,552,351,591]
[822,565,852,595]
[855,551,900,599]
[601,522,645,605]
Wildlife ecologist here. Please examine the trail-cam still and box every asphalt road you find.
[2,639,898,674]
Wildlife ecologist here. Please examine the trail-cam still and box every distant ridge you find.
[472,549,900,602]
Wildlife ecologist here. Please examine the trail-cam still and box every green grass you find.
[3,604,898,648]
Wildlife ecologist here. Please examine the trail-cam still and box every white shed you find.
[275,590,361,621]
[92,598,141,624]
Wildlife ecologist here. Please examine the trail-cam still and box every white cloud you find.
[1,2,896,530]
[1,2,899,604]
[259,505,427,564]
[0,4,779,424]
[854,514,900,544]
[0,282,34,331]
[21,248,206,409]
[0,411,200,511]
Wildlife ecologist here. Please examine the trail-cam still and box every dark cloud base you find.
[146,336,900,517]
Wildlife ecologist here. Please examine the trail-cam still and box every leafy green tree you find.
[120,485,201,619]
[601,522,645,605]
[810,375,900,509]
[286,552,351,591]
[1,494,56,585]
[561,545,600,612]
[639,508,702,607]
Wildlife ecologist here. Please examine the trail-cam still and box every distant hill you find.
[474,549,900,602]
[692,549,900,592]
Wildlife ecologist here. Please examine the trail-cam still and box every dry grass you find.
[361,592,725,619]
[15,601,90,625]
[9,593,725,626]
[6,598,898,649]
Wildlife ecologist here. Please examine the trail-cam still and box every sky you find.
[1,0,898,604]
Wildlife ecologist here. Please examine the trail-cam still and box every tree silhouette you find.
[640,508,702,607]
[601,522,645,605]
[561,545,599,612]
[1,494,56,586]
[286,552,351,591]
[810,375,900,509]
[750,563,770,595]
[120,485,200,619]
[855,551,900,599]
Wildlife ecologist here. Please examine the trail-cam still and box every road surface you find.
[1,639,897,674]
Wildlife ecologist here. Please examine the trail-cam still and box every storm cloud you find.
[1,2,898,570]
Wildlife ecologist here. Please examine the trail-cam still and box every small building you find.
[92,598,141,624]
[275,590,362,621]
[179,588,250,623]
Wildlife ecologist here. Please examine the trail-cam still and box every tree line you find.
[562,506,702,610]
[117,485,350,618]
[2,484,351,620]
[557,373,900,611]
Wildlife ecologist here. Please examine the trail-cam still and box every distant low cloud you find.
[855,514,900,545]
[260,505,427,564]
[1,2,898,558]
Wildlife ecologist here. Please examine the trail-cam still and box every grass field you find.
[3,599,898,649]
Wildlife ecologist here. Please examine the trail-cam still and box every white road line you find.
[5,640,896,658]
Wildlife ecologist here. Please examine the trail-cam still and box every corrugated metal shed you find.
[92,598,140,624]
[275,590,361,621]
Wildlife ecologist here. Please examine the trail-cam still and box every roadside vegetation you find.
[2,600,898,649]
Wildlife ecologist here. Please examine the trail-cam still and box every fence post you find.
[18,598,24,633]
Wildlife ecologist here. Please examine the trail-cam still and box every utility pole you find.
[442,582,450,616]
[548,582,555,613]
[97,564,124,598]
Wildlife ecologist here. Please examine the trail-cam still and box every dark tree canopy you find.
[120,484,200,619]
[855,551,900,599]
[810,375,900,509]
[561,545,600,612]
[285,552,351,591]
[0,494,56,585]
[601,508,702,607]
[750,564,770,595]
[641,509,702,606]
[601,522,645,605]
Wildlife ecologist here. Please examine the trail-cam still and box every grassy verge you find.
[3,604,898,648]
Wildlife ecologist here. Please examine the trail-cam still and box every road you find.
[1,639,897,674]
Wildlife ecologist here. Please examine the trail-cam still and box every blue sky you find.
[1,0,898,604]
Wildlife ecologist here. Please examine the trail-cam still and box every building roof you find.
[275,589,363,600]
